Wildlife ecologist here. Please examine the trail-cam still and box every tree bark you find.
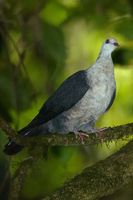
[0,117,133,200]
[44,139,133,200]
[0,117,132,147]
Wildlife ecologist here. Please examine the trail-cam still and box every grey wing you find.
[19,70,89,134]
[105,89,116,112]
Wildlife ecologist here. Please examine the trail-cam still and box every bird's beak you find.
[114,42,119,47]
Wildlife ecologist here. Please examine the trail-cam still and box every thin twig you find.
[0,117,16,138]
[10,158,33,200]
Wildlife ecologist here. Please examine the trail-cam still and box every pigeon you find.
[4,38,119,155]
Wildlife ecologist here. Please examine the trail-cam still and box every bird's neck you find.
[86,51,114,74]
[96,50,112,61]
[95,51,113,67]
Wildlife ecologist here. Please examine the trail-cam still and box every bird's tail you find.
[3,139,24,155]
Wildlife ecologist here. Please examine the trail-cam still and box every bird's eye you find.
[105,39,110,44]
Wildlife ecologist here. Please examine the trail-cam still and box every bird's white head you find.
[100,38,119,57]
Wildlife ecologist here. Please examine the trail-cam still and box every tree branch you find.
[0,117,133,147]
[0,117,16,138]
[25,122,132,146]
[44,139,133,200]
[10,158,33,200]
[1,117,133,199]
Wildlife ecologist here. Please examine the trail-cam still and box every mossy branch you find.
[10,158,33,200]
[21,122,132,147]
[1,117,133,199]
[44,139,133,200]
[0,117,16,138]
[0,116,133,147]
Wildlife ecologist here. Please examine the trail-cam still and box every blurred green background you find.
[0,0,133,199]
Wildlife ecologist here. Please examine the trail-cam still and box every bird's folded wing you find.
[19,70,90,133]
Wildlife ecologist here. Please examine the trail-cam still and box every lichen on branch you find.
[44,139,133,200]
[0,116,133,148]
[0,117,133,200]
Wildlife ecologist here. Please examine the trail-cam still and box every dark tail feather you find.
[3,140,24,155]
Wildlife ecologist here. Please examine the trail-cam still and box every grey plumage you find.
[19,70,89,135]
[105,89,116,112]
[4,38,119,155]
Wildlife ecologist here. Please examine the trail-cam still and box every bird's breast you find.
[48,69,116,133]
[71,72,115,119]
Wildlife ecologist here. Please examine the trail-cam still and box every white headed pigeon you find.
[4,38,119,155]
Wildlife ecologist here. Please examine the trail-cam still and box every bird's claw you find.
[75,132,89,144]
[95,127,107,142]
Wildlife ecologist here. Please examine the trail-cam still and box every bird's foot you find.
[75,132,89,144]
[64,137,69,145]
[95,127,107,142]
